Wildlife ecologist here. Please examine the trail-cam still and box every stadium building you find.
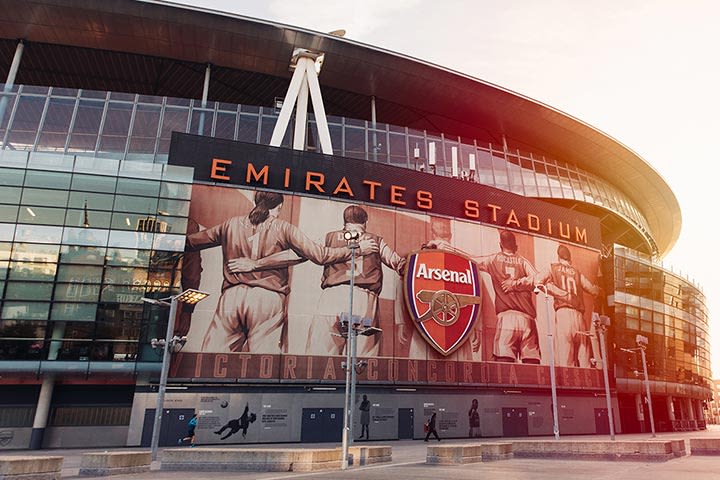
[0,0,710,449]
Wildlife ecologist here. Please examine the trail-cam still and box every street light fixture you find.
[620,334,655,437]
[339,230,381,470]
[534,284,560,440]
[143,288,210,460]
[592,313,615,441]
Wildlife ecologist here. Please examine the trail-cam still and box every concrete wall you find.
[126,389,619,446]
[43,426,129,448]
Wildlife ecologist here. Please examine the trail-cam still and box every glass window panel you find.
[157,216,187,235]
[64,209,112,229]
[507,160,524,194]
[0,242,9,261]
[0,224,14,242]
[1,301,50,320]
[71,174,117,193]
[95,318,141,340]
[14,225,62,244]
[258,113,278,146]
[113,195,159,214]
[0,260,7,279]
[156,198,189,217]
[236,113,258,143]
[160,182,192,200]
[111,212,157,231]
[109,92,134,102]
[0,320,45,342]
[21,188,69,207]
[189,109,213,137]
[388,132,407,167]
[62,227,109,247]
[147,267,180,291]
[152,233,185,252]
[214,111,236,140]
[54,282,100,302]
[0,93,17,141]
[36,97,75,152]
[73,156,119,177]
[105,248,150,267]
[0,186,22,204]
[156,107,189,154]
[23,170,71,190]
[28,153,74,174]
[18,206,66,225]
[5,95,46,149]
[67,100,104,153]
[52,88,78,97]
[0,205,18,222]
[5,281,54,300]
[10,243,59,263]
[51,303,97,321]
[161,165,193,184]
[116,178,160,197]
[98,102,132,155]
[491,154,508,187]
[0,168,25,186]
[344,126,366,159]
[59,246,106,265]
[0,150,29,170]
[127,104,160,154]
[108,230,153,249]
[56,264,103,283]
[103,266,148,286]
[67,191,114,210]
[100,285,145,303]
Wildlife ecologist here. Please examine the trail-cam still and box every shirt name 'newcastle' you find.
[416,264,472,285]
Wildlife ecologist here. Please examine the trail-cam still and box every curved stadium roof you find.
[0,0,680,257]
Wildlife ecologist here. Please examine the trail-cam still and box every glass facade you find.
[0,85,652,248]
[0,149,192,372]
[612,245,710,387]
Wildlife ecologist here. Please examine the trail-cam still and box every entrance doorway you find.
[502,407,529,437]
[141,408,195,447]
[594,408,610,434]
[300,408,343,443]
[398,408,414,439]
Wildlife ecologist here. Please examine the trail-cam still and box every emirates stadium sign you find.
[404,249,482,356]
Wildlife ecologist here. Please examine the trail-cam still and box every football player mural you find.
[178,183,601,385]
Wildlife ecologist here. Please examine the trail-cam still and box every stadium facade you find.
[0,0,710,449]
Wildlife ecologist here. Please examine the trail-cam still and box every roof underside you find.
[0,0,681,256]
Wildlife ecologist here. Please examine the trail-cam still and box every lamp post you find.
[592,313,615,440]
[534,284,560,440]
[339,230,381,470]
[341,230,359,470]
[143,288,209,460]
[621,334,655,437]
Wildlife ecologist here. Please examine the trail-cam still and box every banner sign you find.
[169,133,601,249]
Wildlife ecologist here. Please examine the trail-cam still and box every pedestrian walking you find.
[178,414,197,447]
[424,411,441,442]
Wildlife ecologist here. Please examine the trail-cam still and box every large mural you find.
[168,133,605,390]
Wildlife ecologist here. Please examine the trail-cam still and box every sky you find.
[178,0,720,374]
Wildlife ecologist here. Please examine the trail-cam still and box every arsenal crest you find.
[404,249,482,356]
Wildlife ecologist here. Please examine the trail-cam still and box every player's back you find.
[321,230,383,293]
[484,252,535,316]
[549,262,585,312]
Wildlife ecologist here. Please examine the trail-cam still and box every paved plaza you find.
[4,426,720,479]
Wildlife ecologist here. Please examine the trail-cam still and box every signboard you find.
[169,134,605,390]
